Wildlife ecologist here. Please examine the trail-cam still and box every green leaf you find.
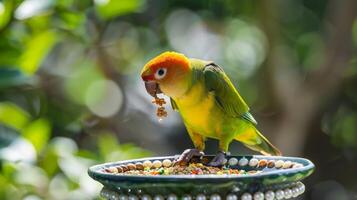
[0,38,22,67]
[0,102,30,130]
[22,118,51,152]
[97,133,119,158]
[58,11,84,31]
[39,147,59,177]
[1,161,17,178]
[18,30,57,74]
[76,149,97,160]
[95,0,145,20]
[0,0,13,30]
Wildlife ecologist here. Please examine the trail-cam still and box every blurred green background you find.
[0,0,356,199]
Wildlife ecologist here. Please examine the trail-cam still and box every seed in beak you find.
[144,81,162,97]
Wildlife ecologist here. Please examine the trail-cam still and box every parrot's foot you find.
[174,149,204,166]
[207,151,227,167]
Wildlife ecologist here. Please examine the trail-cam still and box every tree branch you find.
[259,0,357,155]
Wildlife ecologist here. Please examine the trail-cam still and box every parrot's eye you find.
[155,68,167,80]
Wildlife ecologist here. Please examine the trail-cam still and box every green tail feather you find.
[242,130,282,156]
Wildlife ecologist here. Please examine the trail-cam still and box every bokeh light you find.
[85,79,123,118]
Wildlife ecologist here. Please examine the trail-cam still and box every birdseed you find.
[152,97,167,120]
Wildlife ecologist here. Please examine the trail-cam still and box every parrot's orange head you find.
[141,51,191,98]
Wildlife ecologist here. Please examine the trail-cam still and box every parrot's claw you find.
[207,151,227,167]
[174,149,204,166]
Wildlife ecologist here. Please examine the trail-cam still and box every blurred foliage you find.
[0,0,356,199]
[0,0,152,199]
[95,0,146,20]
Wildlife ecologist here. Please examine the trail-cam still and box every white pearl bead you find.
[153,195,164,200]
[196,194,206,200]
[284,188,292,199]
[282,161,292,169]
[153,160,162,168]
[253,192,264,200]
[264,190,275,200]
[112,194,119,200]
[143,160,153,168]
[299,184,305,194]
[162,159,172,167]
[210,194,221,200]
[241,193,252,200]
[228,158,238,166]
[167,194,177,200]
[141,194,152,200]
[101,192,108,198]
[297,182,303,188]
[274,160,284,168]
[239,157,249,166]
[226,194,238,200]
[119,195,128,200]
[128,195,138,200]
[249,158,259,167]
[275,190,284,200]
[182,195,192,200]
[292,187,300,197]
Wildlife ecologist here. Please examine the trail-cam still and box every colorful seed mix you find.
[102,158,303,176]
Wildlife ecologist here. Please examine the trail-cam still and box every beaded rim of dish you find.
[102,157,304,174]
[100,181,305,200]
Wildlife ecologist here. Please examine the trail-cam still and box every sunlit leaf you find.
[56,0,75,8]
[39,147,59,177]
[0,102,30,130]
[58,11,84,31]
[27,14,52,33]
[0,37,22,67]
[18,30,57,74]
[97,133,118,159]
[76,149,97,160]
[22,118,51,152]
[95,0,145,20]
[1,161,17,178]
[0,0,13,29]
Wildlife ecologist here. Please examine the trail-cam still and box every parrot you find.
[141,51,281,166]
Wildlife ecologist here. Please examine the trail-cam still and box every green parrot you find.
[141,51,281,166]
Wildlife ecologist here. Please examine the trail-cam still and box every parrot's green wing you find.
[203,63,257,125]
[170,98,179,111]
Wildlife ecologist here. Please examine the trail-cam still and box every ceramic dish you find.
[88,155,314,199]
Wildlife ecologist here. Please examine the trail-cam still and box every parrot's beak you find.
[144,81,162,97]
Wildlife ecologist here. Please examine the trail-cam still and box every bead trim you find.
[100,181,305,200]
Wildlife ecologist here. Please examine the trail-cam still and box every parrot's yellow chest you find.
[174,84,220,138]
